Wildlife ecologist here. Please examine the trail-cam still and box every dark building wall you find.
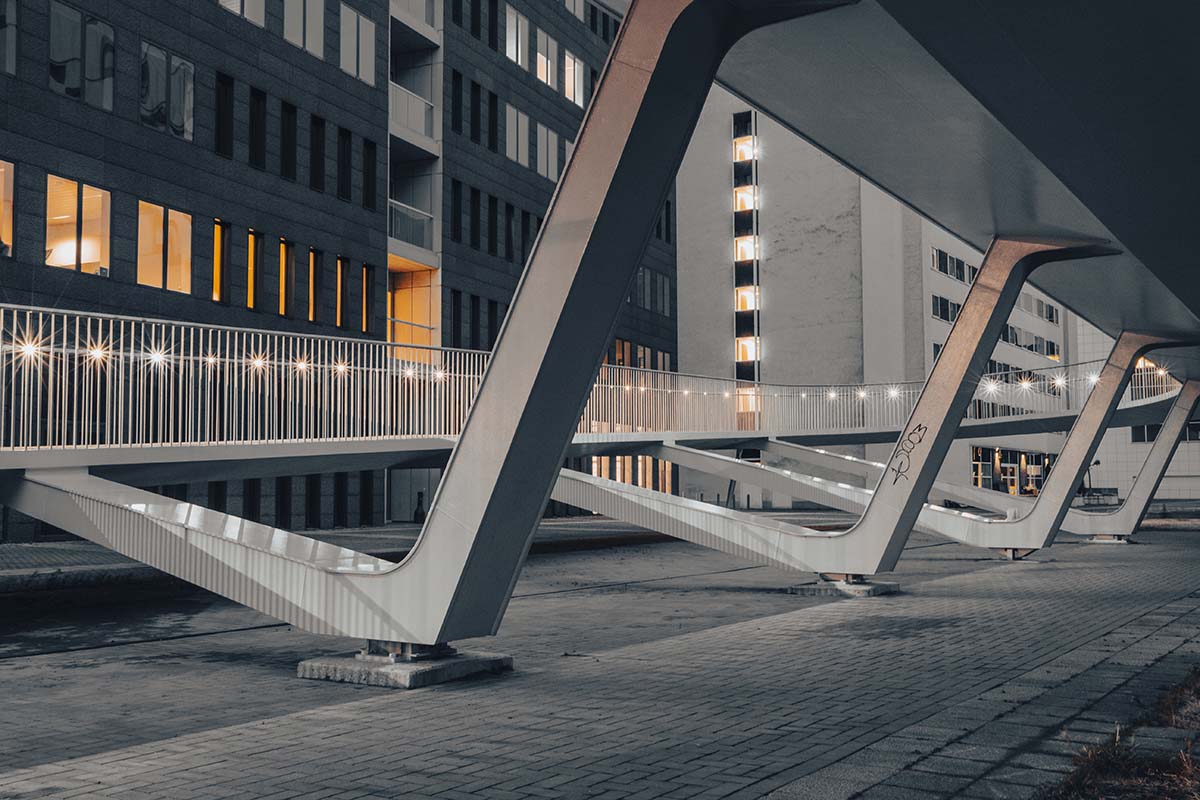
[436,0,677,364]
[0,0,388,336]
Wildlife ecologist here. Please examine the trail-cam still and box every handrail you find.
[0,304,1180,452]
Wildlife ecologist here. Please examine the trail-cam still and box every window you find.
[735,336,759,362]
[564,0,585,21]
[734,235,757,262]
[137,200,191,294]
[249,88,267,169]
[469,187,480,249]
[211,219,228,302]
[246,229,262,308]
[664,200,672,244]
[0,159,13,258]
[504,203,515,262]
[535,29,557,88]
[520,210,531,263]
[487,195,498,256]
[307,249,322,322]
[339,3,375,85]
[931,294,961,323]
[564,51,584,107]
[450,288,462,347]
[469,0,480,37]
[272,102,296,180]
[139,43,194,142]
[450,180,462,242]
[45,175,110,276]
[215,73,234,157]
[335,256,349,328]
[336,126,352,200]
[49,2,113,112]
[536,123,558,181]
[734,185,756,212]
[361,264,374,333]
[487,91,499,151]
[504,5,529,68]
[362,138,377,209]
[219,0,266,26]
[469,294,480,349]
[0,0,15,76]
[487,0,499,48]
[734,286,758,312]
[450,70,462,134]
[451,0,462,26]
[310,115,326,190]
[505,104,529,166]
[284,0,324,58]
[732,136,755,162]
[278,239,293,316]
[487,299,500,348]
[469,81,481,144]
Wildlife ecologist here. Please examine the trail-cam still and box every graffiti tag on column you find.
[887,422,928,485]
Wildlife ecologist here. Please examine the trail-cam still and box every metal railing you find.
[388,200,435,250]
[0,305,1180,452]
[389,82,435,139]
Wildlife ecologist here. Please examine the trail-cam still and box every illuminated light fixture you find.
[1087,372,1100,384]
[205,353,218,366]
[1018,377,1033,390]
[87,346,107,362]
[800,392,807,399]
[1157,368,1167,377]
[295,358,308,372]
[723,392,731,398]
[886,386,900,399]
[733,235,758,262]
[434,369,446,381]
[827,390,837,400]
[732,135,755,162]
[1052,374,1066,389]
[148,349,167,366]
[624,385,631,391]
[334,361,349,375]
[639,386,646,392]
[682,390,690,396]
[403,367,416,379]
[856,389,867,399]
[982,378,999,395]
[251,356,266,371]
[16,339,40,359]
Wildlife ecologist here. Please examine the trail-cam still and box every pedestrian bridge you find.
[0,303,1191,644]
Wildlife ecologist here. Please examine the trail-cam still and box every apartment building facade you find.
[675,83,1082,508]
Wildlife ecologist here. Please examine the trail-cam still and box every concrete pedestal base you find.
[298,651,513,689]
[1087,534,1133,545]
[787,580,899,598]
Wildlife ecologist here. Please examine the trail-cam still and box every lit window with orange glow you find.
[0,160,13,258]
[733,185,756,212]
[211,220,227,302]
[278,239,292,316]
[46,175,110,275]
[734,286,759,311]
[735,336,759,362]
[734,235,757,262]
[736,386,760,413]
[732,136,755,162]
[246,230,261,309]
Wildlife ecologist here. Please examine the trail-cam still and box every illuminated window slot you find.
[732,135,755,162]
[734,285,759,311]
[733,185,757,211]
[735,336,759,362]
[734,235,757,262]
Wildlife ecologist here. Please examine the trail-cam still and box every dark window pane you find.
[249,88,266,168]
[310,115,326,190]
[450,180,462,242]
[336,126,352,200]
[280,102,297,180]
[0,0,16,76]
[169,55,194,140]
[215,73,235,157]
[469,187,480,249]
[469,81,480,144]
[48,1,81,98]
[362,139,376,209]
[83,19,113,110]
[139,43,168,132]
[450,70,462,134]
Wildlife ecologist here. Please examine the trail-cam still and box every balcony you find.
[388,199,437,270]
[391,0,439,46]
[391,82,436,143]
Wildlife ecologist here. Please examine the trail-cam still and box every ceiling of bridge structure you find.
[706,0,1200,377]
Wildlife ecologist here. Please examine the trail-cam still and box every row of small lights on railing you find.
[9,340,450,381]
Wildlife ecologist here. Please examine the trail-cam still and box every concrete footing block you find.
[787,580,899,598]
[297,651,513,689]
[1086,534,1133,545]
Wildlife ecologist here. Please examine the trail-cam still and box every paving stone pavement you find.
[0,532,1198,799]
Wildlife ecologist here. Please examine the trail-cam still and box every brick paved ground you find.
[0,531,1198,799]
